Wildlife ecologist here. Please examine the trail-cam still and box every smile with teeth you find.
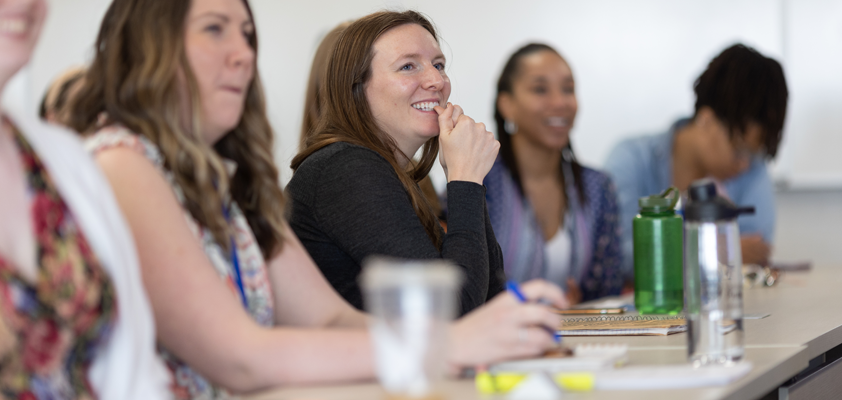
[547,116,569,127]
[0,18,28,35]
[412,101,439,112]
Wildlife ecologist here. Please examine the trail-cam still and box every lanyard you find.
[222,204,248,309]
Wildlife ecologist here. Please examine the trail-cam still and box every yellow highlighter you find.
[475,370,526,394]
[554,372,596,392]
[475,370,596,394]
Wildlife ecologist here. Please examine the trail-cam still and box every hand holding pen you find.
[506,280,563,344]
[448,280,568,368]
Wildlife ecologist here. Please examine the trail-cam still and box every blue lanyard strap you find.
[222,204,248,309]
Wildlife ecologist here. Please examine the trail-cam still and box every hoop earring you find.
[562,146,574,162]
[504,120,518,135]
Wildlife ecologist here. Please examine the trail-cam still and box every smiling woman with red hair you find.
[289,9,567,350]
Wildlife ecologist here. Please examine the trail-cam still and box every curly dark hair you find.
[694,44,789,158]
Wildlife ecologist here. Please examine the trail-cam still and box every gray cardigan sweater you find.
[287,142,505,316]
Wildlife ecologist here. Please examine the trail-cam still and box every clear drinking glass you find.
[360,257,462,399]
[684,220,745,366]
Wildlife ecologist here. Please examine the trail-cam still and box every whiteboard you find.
[775,0,842,190]
[10,0,839,189]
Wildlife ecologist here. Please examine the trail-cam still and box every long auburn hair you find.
[68,0,286,259]
[291,10,443,248]
[494,43,586,204]
[299,21,352,150]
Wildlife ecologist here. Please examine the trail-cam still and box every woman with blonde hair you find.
[69,1,566,397]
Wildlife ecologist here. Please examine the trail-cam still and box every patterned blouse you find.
[484,156,624,301]
[0,123,117,399]
[87,128,275,400]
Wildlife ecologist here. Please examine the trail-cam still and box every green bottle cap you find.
[638,187,679,212]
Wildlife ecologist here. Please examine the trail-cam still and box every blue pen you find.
[506,280,561,343]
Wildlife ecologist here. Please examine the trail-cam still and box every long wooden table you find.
[248,266,842,400]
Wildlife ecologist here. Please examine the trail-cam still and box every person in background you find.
[300,21,351,151]
[487,43,623,304]
[299,20,444,219]
[0,0,169,398]
[605,44,788,282]
[68,1,566,397]
[290,10,542,317]
[38,65,85,125]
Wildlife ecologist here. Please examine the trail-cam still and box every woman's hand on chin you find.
[434,102,499,185]
[447,279,567,370]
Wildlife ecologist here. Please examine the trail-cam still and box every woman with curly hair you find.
[69,1,567,398]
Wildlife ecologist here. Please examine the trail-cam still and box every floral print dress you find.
[0,124,117,400]
[86,128,275,400]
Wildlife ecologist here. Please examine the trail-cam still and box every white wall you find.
[24,0,789,182]
[11,0,842,264]
[249,0,786,184]
[775,0,842,189]
[775,189,842,266]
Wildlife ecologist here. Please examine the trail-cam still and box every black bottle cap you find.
[684,179,755,222]
[688,178,718,202]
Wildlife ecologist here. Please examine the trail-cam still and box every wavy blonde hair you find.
[69,0,285,259]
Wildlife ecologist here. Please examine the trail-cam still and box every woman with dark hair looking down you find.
[605,44,789,283]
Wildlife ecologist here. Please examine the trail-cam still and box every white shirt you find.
[544,212,573,286]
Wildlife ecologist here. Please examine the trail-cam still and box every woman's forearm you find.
[228,328,375,394]
[327,307,369,329]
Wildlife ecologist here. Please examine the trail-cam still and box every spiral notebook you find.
[558,315,686,336]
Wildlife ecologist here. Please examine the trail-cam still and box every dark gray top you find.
[287,142,505,316]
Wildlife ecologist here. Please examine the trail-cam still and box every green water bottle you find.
[633,187,683,315]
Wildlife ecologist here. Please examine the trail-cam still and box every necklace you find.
[222,204,247,309]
